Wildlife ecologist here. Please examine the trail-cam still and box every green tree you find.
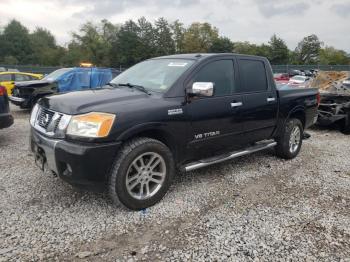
[29,27,60,65]
[59,42,84,66]
[209,37,233,53]
[256,44,271,58]
[171,20,185,53]
[2,55,18,64]
[111,20,143,67]
[70,20,119,66]
[295,34,322,64]
[182,22,219,53]
[0,19,32,64]
[319,46,350,65]
[154,17,175,56]
[268,34,289,64]
[137,17,157,59]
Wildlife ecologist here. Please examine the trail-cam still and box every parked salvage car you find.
[9,67,120,109]
[274,73,290,83]
[0,71,43,95]
[288,69,302,77]
[343,78,350,87]
[0,85,14,129]
[317,79,350,134]
[29,53,319,210]
[288,75,311,87]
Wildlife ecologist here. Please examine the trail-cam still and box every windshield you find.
[110,59,194,93]
[43,68,72,81]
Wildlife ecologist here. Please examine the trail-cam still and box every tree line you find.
[0,18,349,68]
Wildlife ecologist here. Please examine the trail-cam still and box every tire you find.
[275,118,303,159]
[108,137,175,210]
[340,111,350,135]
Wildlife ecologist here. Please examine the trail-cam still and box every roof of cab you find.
[154,53,267,61]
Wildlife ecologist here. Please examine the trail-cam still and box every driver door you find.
[186,59,245,159]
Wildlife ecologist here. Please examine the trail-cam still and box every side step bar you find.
[184,141,277,172]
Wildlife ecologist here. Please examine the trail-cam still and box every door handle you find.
[267,97,276,102]
[231,102,243,108]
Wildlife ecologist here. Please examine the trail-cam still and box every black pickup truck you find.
[30,54,319,210]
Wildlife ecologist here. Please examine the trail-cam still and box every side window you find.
[193,60,234,96]
[15,74,31,82]
[0,74,11,81]
[238,59,268,93]
[29,75,38,80]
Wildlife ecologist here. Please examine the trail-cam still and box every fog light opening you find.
[62,163,73,177]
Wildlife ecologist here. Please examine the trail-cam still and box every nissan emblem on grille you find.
[42,114,50,126]
[34,107,64,136]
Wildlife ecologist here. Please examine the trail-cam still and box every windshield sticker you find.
[168,62,188,67]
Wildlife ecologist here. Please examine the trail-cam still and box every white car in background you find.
[288,75,311,88]
[343,78,350,87]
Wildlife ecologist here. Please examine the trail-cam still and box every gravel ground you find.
[0,105,349,261]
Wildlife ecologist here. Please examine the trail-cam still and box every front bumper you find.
[8,96,25,103]
[0,113,14,129]
[30,128,122,191]
[8,96,29,108]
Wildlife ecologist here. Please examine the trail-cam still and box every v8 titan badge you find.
[194,131,220,140]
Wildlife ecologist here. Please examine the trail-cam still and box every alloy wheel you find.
[125,152,166,200]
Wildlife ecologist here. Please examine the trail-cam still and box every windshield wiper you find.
[105,82,119,88]
[117,83,151,95]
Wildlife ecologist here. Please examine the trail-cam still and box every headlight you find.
[66,112,116,138]
[30,104,39,126]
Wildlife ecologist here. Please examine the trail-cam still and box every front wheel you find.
[108,137,175,210]
[275,118,303,159]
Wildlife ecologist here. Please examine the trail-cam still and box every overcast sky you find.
[0,0,349,52]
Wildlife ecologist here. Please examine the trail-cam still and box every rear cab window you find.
[237,59,268,93]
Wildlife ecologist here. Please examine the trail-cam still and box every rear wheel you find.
[275,118,303,159]
[108,137,175,210]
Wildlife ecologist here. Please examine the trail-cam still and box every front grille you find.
[38,108,55,129]
[34,107,64,135]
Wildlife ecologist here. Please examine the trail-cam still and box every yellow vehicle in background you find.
[0,72,43,95]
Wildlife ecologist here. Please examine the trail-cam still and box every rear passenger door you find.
[237,58,278,142]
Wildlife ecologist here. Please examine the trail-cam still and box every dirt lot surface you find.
[1,106,350,261]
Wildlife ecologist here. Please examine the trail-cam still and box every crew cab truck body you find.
[30,54,319,210]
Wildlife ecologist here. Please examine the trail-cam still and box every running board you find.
[184,141,277,172]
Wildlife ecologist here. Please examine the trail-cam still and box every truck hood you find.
[39,87,151,115]
[15,79,53,88]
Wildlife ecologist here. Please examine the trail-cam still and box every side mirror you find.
[188,82,214,97]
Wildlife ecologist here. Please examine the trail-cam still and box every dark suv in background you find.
[0,85,14,129]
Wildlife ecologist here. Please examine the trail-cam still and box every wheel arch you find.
[117,123,179,162]
[287,106,306,129]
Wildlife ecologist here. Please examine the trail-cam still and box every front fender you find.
[117,122,169,141]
